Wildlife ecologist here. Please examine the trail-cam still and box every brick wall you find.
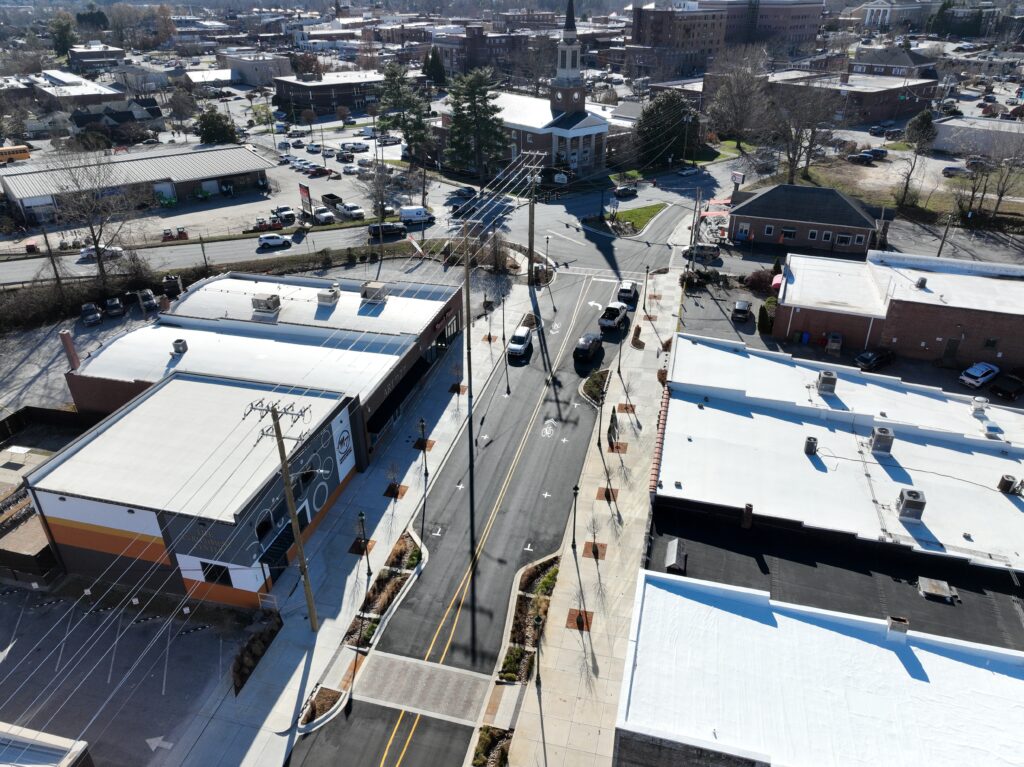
[772,305,881,349]
[614,728,768,767]
[880,300,1024,367]
[730,215,873,255]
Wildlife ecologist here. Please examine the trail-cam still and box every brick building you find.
[774,251,1024,367]
[727,185,883,255]
[215,51,293,86]
[849,45,937,77]
[699,0,823,46]
[273,69,425,115]
[764,68,936,123]
[431,25,530,78]
[68,42,125,73]
[627,3,726,76]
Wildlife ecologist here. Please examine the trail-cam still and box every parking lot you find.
[0,584,249,767]
[679,279,1024,403]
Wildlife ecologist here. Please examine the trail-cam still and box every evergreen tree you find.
[905,110,937,147]
[49,12,78,57]
[426,47,447,87]
[377,63,431,162]
[196,108,237,145]
[635,90,700,166]
[445,68,507,183]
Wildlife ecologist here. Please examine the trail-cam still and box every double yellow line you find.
[377,276,593,767]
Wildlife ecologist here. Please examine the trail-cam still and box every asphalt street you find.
[290,272,625,766]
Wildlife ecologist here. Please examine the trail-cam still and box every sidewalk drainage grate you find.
[349,537,376,555]
[566,609,594,632]
[596,487,619,502]
[483,334,497,343]
[617,404,636,414]
[583,542,607,560]
[383,483,408,500]
[414,438,436,452]
[449,384,468,394]
[607,441,628,454]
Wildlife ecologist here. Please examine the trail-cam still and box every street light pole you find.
[596,391,604,450]
[642,264,650,313]
[571,484,579,552]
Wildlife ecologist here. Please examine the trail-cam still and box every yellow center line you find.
[386,276,594,767]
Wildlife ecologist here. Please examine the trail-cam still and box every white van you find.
[399,206,436,226]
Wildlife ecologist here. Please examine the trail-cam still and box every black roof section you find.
[647,503,1024,653]
[729,184,878,229]
[855,46,936,68]
[564,0,577,33]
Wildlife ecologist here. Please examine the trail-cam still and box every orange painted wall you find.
[47,517,170,565]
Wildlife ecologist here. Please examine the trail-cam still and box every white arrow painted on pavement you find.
[588,301,603,310]
[147,737,174,752]
[542,491,551,499]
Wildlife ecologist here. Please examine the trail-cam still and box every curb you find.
[618,202,673,240]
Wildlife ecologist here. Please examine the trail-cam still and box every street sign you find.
[731,171,746,185]
[298,183,311,214]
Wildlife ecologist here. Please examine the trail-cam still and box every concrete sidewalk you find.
[506,267,682,767]
[163,274,536,767]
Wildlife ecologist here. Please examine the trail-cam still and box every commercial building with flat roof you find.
[273,68,425,115]
[27,70,122,108]
[68,42,125,73]
[656,334,1024,571]
[616,572,1024,767]
[774,250,1024,366]
[63,272,463,450]
[26,373,358,608]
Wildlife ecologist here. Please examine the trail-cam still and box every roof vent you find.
[360,280,387,302]
[915,276,927,289]
[317,285,340,305]
[997,474,1017,493]
[816,370,837,394]
[665,539,687,574]
[871,426,894,454]
[171,338,188,355]
[886,615,910,642]
[972,396,989,414]
[251,293,281,313]
[804,436,818,455]
[897,488,926,520]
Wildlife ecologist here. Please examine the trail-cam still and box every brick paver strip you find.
[644,314,658,321]
[617,403,635,414]
[648,293,662,300]
[596,486,618,502]
[582,542,607,560]
[348,537,376,556]
[606,441,627,454]
[340,653,366,690]
[413,438,436,451]
[449,383,468,394]
[566,608,594,632]
[483,334,497,343]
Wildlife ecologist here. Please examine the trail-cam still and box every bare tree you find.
[986,126,1024,217]
[761,80,840,184]
[355,166,393,264]
[49,146,146,289]
[706,45,770,152]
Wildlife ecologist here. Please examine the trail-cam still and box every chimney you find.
[741,503,753,529]
[839,71,850,84]
[59,329,80,370]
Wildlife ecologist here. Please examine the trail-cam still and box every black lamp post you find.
[596,391,604,450]
[571,484,579,552]
[419,417,429,541]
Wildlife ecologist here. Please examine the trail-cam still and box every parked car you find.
[507,325,533,357]
[730,300,752,323]
[616,280,639,305]
[613,185,638,199]
[137,288,159,313]
[291,139,305,148]
[573,333,603,362]
[312,206,336,224]
[868,148,888,159]
[452,186,476,199]
[342,164,358,175]
[340,203,365,220]
[306,143,322,154]
[680,243,720,263]
[368,222,407,238]
[336,150,354,162]
[677,165,700,177]
[307,166,329,178]
[854,348,895,371]
[399,206,435,226]
[271,206,296,224]
[80,302,102,326]
[378,135,402,146]
[104,296,125,317]
[990,370,1024,401]
[257,233,290,249]
[966,155,994,171]
[79,244,124,262]
[847,153,872,165]
[884,129,904,140]
[341,141,369,152]
[942,165,970,178]
[357,157,375,168]
[277,141,290,150]
[322,148,336,158]
[868,125,886,136]
[373,201,396,217]
[959,362,1000,388]
[598,302,629,331]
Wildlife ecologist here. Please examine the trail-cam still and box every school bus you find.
[0,145,30,163]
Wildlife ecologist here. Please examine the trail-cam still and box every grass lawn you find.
[614,202,667,231]
[884,141,912,151]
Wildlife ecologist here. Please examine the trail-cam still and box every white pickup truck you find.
[311,206,336,224]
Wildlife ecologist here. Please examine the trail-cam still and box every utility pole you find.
[419,417,429,542]
[936,212,953,257]
[251,403,319,630]
[38,224,64,304]
[527,173,536,286]
[199,235,209,271]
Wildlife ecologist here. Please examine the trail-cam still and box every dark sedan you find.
[573,333,603,362]
[854,348,895,372]
[990,371,1024,401]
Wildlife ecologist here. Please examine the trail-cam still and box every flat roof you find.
[619,572,1024,767]
[167,273,457,338]
[186,68,234,82]
[28,70,121,97]
[274,69,418,86]
[936,115,1024,134]
[30,374,343,522]
[780,250,1024,318]
[767,69,936,92]
[75,322,409,400]
[658,334,1024,570]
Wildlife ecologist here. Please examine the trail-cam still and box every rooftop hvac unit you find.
[817,370,837,395]
[972,396,989,414]
[804,436,818,455]
[251,293,281,313]
[997,474,1016,494]
[871,426,894,454]
[360,281,387,302]
[171,338,188,355]
[896,488,926,520]
[915,277,928,289]
[317,285,340,305]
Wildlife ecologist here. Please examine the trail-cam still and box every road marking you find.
[588,301,603,309]
[550,322,561,335]
[573,401,580,408]
[592,277,620,284]
[542,491,551,499]
[387,275,594,766]
[546,229,580,246]
[524,542,534,552]
[481,434,489,441]
[432,527,443,537]
[455,482,464,490]
[561,437,569,444]
[146,737,174,752]
[541,419,556,438]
